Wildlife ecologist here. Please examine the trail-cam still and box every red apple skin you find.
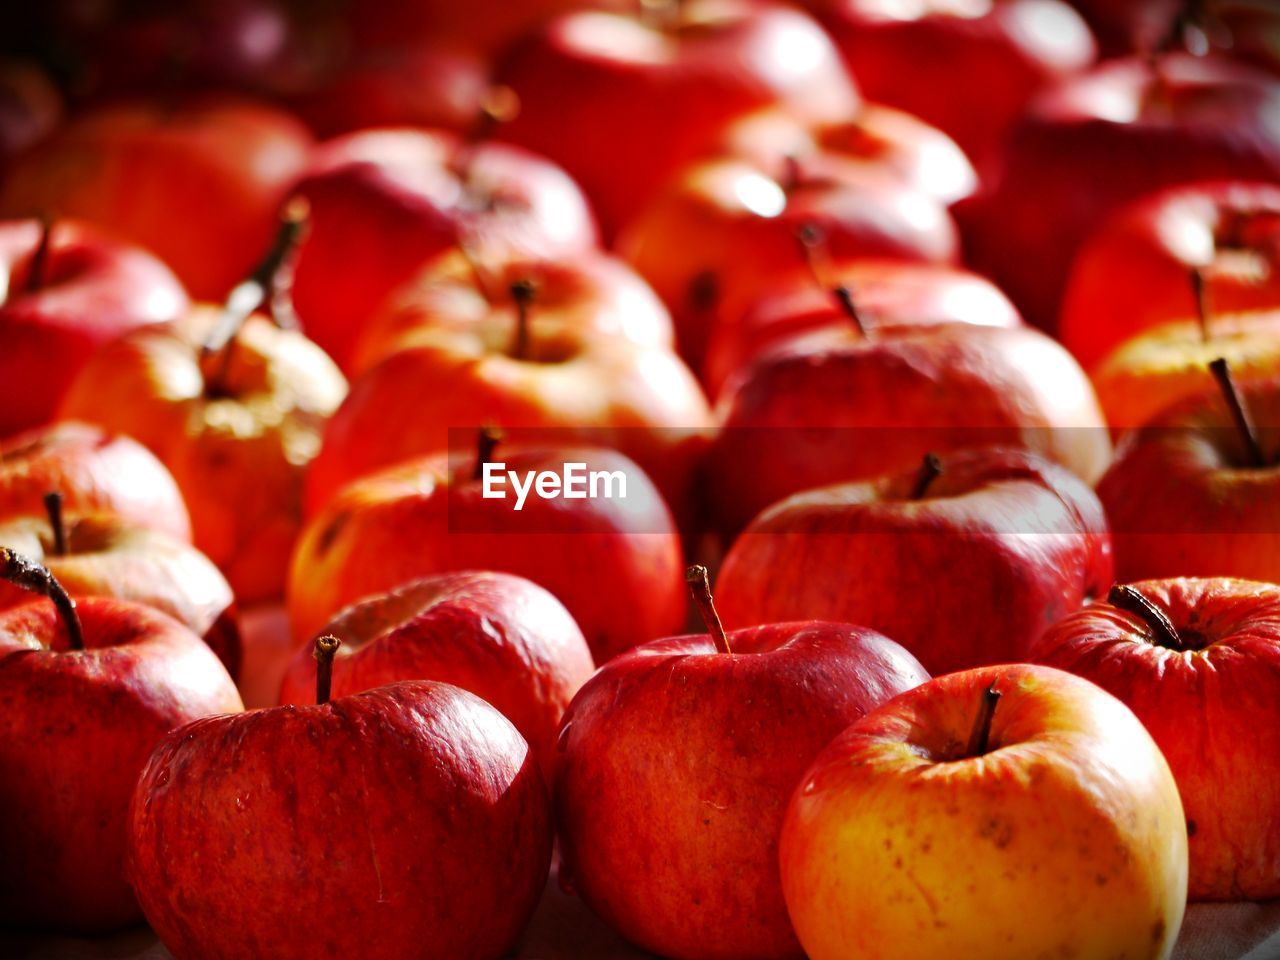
[0,96,313,300]
[1030,576,1280,900]
[0,219,189,437]
[705,323,1111,537]
[959,53,1280,332]
[278,571,594,782]
[290,128,599,372]
[127,681,551,960]
[716,448,1114,675]
[0,422,192,542]
[0,596,243,932]
[289,446,685,664]
[497,0,861,238]
[1061,180,1280,368]
[555,622,929,960]
[817,0,1097,169]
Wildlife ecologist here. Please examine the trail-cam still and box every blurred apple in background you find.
[0,96,313,299]
[780,663,1187,960]
[0,218,188,437]
[279,571,593,782]
[1061,180,1280,368]
[0,421,191,541]
[813,0,1097,171]
[497,0,860,237]
[290,126,598,371]
[717,447,1112,674]
[555,565,928,960]
[1064,0,1180,55]
[0,548,242,932]
[1032,577,1280,900]
[0,59,61,172]
[342,0,592,56]
[290,438,685,664]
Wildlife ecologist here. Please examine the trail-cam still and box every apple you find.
[0,59,61,172]
[278,570,594,782]
[554,564,929,960]
[815,0,1097,169]
[779,663,1188,960]
[290,435,685,664]
[705,319,1111,537]
[0,217,189,437]
[1061,180,1280,368]
[1097,357,1280,581]
[0,547,243,932]
[496,0,860,237]
[1064,0,1181,55]
[127,636,551,960]
[342,0,593,56]
[716,447,1113,675]
[0,95,313,299]
[351,245,676,375]
[0,421,191,542]
[0,492,241,675]
[289,126,598,372]
[1031,577,1280,900]
[959,53,1280,331]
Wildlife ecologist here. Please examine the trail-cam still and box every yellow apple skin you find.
[780,664,1188,960]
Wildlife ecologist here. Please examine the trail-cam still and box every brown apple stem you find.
[910,452,944,500]
[965,684,1001,758]
[510,278,537,360]
[1209,357,1266,467]
[0,547,83,650]
[314,634,341,704]
[1107,584,1183,649]
[42,491,67,556]
[1190,267,1210,343]
[796,222,830,288]
[833,286,868,338]
[685,564,732,654]
[473,425,502,481]
[451,86,521,184]
[25,215,53,294]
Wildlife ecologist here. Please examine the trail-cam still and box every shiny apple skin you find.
[0,97,313,300]
[555,622,929,960]
[1031,577,1280,900]
[289,446,685,664]
[278,571,593,782]
[780,663,1188,960]
[59,307,347,604]
[0,422,191,542]
[126,681,551,960]
[0,597,243,932]
[717,448,1114,675]
[1062,180,1280,368]
[0,218,189,437]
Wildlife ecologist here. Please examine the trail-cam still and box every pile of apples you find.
[1,0,1280,958]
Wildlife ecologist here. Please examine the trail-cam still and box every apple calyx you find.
[509,278,537,360]
[909,452,944,500]
[473,425,503,481]
[964,683,1002,758]
[1209,357,1267,467]
[1107,584,1185,650]
[42,491,68,556]
[685,564,732,655]
[0,547,84,650]
[25,215,53,294]
[1190,267,1210,344]
[313,634,341,705]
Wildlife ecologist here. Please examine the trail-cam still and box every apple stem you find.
[1107,584,1183,649]
[42,491,67,556]
[833,286,868,338]
[1190,267,1210,344]
[1209,357,1266,467]
[473,425,502,481]
[910,452,944,500]
[965,683,1001,758]
[25,215,53,294]
[685,564,732,654]
[510,278,537,360]
[796,222,829,288]
[451,86,521,184]
[314,634,341,705]
[0,547,83,651]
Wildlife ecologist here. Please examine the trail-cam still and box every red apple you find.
[279,570,593,783]
[0,421,191,542]
[497,0,860,237]
[1031,577,1280,900]
[555,564,929,960]
[343,0,594,56]
[290,437,685,664]
[1065,0,1181,55]
[0,548,243,932]
[127,637,551,960]
[290,126,599,372]
[780,663,1188,960]
[0,218,189,437]
[716,448,1113,675]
